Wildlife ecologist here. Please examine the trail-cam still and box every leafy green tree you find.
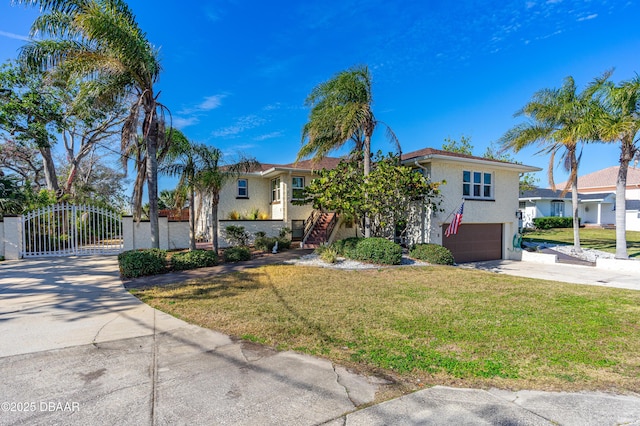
[17,0,167,248]
[0,61,63,193]
[297,65,399,237]
[500,76,601,253]
[483,141,539,193]
[298,153,441,239]
[594,74,640,259]
[442,135,474,155]
[0,175,27,216]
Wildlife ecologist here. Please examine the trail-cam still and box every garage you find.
[442,223,503,263]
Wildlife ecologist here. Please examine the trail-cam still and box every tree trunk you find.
[614,141,633,259]
[570,150,581,253]
[39,145,60,194]
[210,192,220,253]
[145,108,160,249]
[363,134,371,238]
[189,186,196,251]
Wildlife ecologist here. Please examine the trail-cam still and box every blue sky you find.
[1,0,640,191]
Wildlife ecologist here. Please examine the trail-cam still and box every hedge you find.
[118,249,168,278]
[533,217,579,230]
[171,250,218,271]
[118,248,219,278]
[223,246,252,262]
[409,243,455,265]
[330,237,402,265]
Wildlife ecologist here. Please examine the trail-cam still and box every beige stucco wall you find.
[218,220,286,248]
[405,159,521,259]
[217,175,271,220]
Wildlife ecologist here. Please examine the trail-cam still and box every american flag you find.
[445,202,464,237]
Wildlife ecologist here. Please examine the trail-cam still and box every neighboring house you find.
[198,147,540,263]
[520,166,640,231]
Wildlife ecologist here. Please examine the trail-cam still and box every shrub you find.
[410,243,455,265]
[255,236,291,252]
[319,246,338,263]
[171,250,218,271]
[351,237,402,265]
[330,237,362,257]
[223,246,251,262]
[227,210,241,220]
[118,249,167,278]
[224,225,250,246]
[533,217,578,230]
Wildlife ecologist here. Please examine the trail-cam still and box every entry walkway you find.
[1,254,639,425]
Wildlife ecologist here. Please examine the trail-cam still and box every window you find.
[463,171,493,199]
[292,176,305,200]
[271,177,281,203]
[237,179,248,198]
[519,201,526,209]
[551,200,564,217]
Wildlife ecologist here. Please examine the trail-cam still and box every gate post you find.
[3,215,23,260]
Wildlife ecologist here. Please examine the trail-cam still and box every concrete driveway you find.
[0,256,379,425]
[1,255,639,425]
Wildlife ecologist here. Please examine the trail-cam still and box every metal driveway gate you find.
[21,203,123,257]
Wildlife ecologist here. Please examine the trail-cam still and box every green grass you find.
[523,228,640,258]
[133,265,640,394]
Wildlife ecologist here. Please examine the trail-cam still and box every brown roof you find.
[555,166,640,191]
[237,157,343,174]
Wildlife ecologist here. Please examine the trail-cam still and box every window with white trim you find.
[463,170,493,199]
[271,177,281,203]
[551,200,564,217]
[237,179,248,198]
[292,176,305,200]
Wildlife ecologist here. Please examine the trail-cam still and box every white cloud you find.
[172,116,199,129]
[254,131,283,141]
[577,14,598,21]
[179,93,228,115]
[211,115,266,138]
[198,94,226,111]
[0,30,30,42]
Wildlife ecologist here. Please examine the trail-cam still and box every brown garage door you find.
[442,223,502,263]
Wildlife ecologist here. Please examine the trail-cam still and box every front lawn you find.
[523,228,640,258]
[133,265,640,395]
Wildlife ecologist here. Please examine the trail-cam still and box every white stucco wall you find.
[626,209,640,231]
[217,220,286,248]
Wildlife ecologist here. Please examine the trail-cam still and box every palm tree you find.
[196,148,259,253]
[17,0,167,248]
[297,65,399,238]
[161,130,200,251]
[594,75,640,259]
[500,76,601,253]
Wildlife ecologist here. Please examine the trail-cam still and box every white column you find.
[3,216,22,260]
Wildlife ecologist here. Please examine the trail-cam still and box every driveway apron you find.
[0,256,377,425]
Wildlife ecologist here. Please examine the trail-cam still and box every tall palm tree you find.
[162,130,200,251]
[297,65,399,238]
[16,0,167,248]
[500,76,601,253]
[196,148,259,253]
[595,75,640,259]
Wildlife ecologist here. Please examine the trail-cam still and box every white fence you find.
[1,214,192,260]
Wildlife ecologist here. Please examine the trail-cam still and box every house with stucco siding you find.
[197,147,540,262]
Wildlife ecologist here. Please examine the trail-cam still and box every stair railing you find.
[302,210,320,246]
